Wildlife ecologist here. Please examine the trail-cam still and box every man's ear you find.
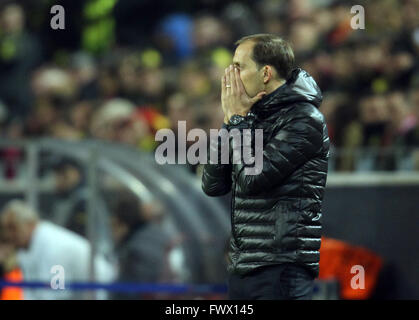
[263,66,272,84]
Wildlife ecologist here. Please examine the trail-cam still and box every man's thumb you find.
[251,91,266,104]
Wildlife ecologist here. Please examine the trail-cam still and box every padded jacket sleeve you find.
[201,124,233,196]
[235,111,324,195]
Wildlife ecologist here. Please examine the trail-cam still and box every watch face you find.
[230,115,243,125]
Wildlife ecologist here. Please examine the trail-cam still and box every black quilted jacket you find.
[202,68,330,278]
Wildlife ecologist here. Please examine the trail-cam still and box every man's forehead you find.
[233,41,255,63]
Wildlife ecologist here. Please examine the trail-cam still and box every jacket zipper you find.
[230,178,237,243]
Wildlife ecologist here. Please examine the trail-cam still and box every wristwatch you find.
[228,112,256,126]
[228,114,246,126]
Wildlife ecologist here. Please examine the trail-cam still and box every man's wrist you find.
[226,110,247,121]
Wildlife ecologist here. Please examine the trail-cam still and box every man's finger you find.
[250,91,267,104]
[221,75,226,99]
[230,65,239,94]
[236,68,247,95]
[225,66,231,95]
[234,67,242,94]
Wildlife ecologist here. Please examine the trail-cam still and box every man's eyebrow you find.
[233,62,240,66]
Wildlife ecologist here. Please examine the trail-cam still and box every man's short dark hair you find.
[112,192,144,228]
[235,34,295,80]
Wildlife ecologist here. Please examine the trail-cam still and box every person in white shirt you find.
[0,199,115,299]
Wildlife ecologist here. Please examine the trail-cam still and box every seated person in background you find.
[0,231,23,300]
[110,193,171,299]
[0,200,115,300]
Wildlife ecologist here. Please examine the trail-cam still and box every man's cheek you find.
[241,76,251,95]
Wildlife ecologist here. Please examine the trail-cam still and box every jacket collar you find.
[250,68,323,119]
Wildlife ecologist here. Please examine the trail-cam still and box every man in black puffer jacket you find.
[202,34,330,300]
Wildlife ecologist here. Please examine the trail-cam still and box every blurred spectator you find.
[110,192,171,299]
[0,200,115,299]
[90,98,137,141]
[156,14,194,63]
[192,14,231,54]
[46,158,87,234]
[0,2,41,119]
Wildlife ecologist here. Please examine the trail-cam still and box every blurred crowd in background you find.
[0,0,418,174]
[0,0,418,300]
